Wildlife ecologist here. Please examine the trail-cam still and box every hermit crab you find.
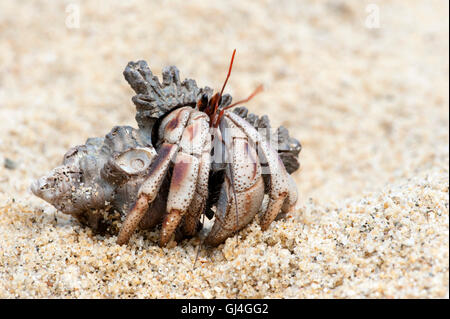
[31,50,301,247]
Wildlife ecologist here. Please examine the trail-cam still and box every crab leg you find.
[159,111,210,246]
[224,112,298,231]
[159,152,199,245]
[182,137,211,236]
[257,140,298,230]
[205,118,265,246]
[116,143,178,244]
[116,107,192,245]
[138,179,169,230]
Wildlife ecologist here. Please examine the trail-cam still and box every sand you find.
[0,0,448,298]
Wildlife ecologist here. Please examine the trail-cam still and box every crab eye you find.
[201,93,209,104]
[198,93,209,111]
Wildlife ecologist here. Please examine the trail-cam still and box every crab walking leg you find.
[280,173,298,217]
[116,107,193,245]
[159,152,199,245]
[182,137,211,236]
[116,143,178,244]
[205,118,265,246]
[224,112,298,231]
[138,178,169,230]
[159,111,210,246]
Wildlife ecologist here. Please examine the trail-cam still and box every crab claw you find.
[205,118,265,246]
[224,112,298,231]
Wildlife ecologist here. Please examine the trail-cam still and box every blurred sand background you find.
[0,0,448,298]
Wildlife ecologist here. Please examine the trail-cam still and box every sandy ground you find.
[0,0,448,298]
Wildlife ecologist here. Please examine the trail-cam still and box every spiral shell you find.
[31,126,155,232]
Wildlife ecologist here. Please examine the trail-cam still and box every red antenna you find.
[212,49,264,127]
[222,84,264,111]
[219,49,236,99]
[212,49,236,118]
[213,84,264,127]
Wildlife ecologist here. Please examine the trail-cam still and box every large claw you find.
[205,118,265,246]
[225,112,298,231]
